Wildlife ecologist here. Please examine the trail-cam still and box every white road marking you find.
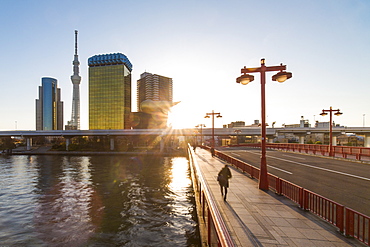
[267,165,293,174]
[269,156,370,182]
[281,154,306,160]
[231,152,241,156]
[244,150,370,181]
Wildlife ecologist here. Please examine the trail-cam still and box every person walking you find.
[217,164,232,201]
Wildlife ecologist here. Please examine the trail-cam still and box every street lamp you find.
[205,110,222,148]
[195,124,206,146]
[236,58,292,190]
[319,106,343,157]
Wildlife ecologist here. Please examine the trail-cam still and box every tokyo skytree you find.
[69,30,81,129]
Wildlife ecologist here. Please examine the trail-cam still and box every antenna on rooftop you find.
[74,30,78,55]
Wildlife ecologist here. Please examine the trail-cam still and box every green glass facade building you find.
[88,53,132,129]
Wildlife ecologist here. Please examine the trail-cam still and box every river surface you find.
[0,155,200,246]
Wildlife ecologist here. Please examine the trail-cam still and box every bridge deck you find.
[193,148,362,246]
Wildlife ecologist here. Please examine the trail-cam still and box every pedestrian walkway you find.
[194,148,363,246]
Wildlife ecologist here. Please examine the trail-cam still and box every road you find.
[217,146,370,216]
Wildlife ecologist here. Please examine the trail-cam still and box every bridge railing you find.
[346,208,370,245]
[188,144,234,247]
[214,149,370,246]
[230,143,370,162]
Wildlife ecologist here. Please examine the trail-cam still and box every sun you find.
[167,103,196,129]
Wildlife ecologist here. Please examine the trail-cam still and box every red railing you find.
[346,208,370,245]
[230,143,370,162]
[188,145,234,247]
[214,148,370,246]
[304,190,345,232]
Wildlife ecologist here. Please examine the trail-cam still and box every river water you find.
[0,155,200,246]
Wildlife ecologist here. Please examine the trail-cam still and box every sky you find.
[0,0,369,130]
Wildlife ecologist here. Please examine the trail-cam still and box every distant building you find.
[137,72,173,109]
[35,77,64,130]
[134,72,174,129]
[88,53,132,130]
[224,121,246,128]
[224,120,261,128]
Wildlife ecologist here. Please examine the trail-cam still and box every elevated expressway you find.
[1,126,370,150]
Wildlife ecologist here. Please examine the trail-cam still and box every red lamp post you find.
[205,110,222,148]
[319,107,343,156]
[236,58,292,190]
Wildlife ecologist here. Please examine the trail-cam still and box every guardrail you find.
[230,143,370,162]
[215,149,370,246]
[187,144,234,247]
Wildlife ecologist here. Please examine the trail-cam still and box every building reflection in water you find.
[29,155,199,246]
[34,156,103,246]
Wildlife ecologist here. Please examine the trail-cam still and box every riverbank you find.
[10,146,187,156]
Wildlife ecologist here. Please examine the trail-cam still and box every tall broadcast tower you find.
[68,30,81,130]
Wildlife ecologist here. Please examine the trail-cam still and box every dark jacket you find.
[218,166,232,187]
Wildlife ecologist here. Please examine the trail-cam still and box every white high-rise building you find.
[66,30,81,130]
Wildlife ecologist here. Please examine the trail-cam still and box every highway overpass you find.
[1,126,370,150]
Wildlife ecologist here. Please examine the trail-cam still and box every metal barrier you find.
[230,143,370,162]
[187,145,234,247]
[214,149,370,246]
[346,208,370,245]
[303,190,345,232]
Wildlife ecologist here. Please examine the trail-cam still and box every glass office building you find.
[35,77,64,130]
[88,53,132,129]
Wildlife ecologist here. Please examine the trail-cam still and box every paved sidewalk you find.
[194,148,363,246]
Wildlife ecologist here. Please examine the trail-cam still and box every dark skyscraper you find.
[137,72,173,111]
[134,72,174,129]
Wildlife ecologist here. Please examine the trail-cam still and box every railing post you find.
[299,187,304,208]
[356,153,360,161]
[276,177,282,195]
[336,205,344,233]
[207,209,212,246]
[345,208,354,237]
[302,189,308,210]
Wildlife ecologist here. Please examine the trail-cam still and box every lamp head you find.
[236,74,254,85]
[334,112,343,116]
[272,71,292,83]
[320,112,328,116]
[204,115,210,119]
[217,115,222,118]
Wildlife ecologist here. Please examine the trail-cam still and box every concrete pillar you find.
[26,138,32,151]
[332,136,337,146]
[66,138,70,151]
[299,135,305,144]
[364,134,370,148]
[267,137,274,143]
[110,137,115,151]
[160,137,164,153]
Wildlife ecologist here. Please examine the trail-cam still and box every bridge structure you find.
[1,126,370,151]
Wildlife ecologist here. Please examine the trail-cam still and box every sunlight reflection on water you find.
[0,155,200,246]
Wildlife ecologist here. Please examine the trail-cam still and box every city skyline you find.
[0,1,369,130]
